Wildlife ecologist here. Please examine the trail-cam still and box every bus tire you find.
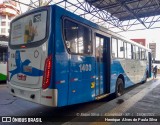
[115,78,124,97]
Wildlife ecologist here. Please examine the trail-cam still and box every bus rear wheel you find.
[115,78,124,97]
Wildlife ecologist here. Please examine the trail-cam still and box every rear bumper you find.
[7,81,57,107]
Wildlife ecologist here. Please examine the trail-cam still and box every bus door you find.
[95,34,110,96]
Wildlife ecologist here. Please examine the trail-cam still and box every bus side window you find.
[138,47,140,59]
[131,45,136,59]
[111,38,118,58]
[64,19,92,54]
[144,50,147,60]
[141,49,146,60]
[118,39,124,58]
[64,20,78,53]
[146,51,148,61]
[77,24,92,54]
[139,48,142,60]
[135,46,139,60]
[124,42,127,59]
[127,43,131,59]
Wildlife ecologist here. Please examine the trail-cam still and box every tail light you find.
[42,55,52,89]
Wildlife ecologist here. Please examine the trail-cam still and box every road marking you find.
[90,79,160,125]
[0,84,7,87]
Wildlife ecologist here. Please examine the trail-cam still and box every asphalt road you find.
[0,77,160,125]
[0,82,114,124]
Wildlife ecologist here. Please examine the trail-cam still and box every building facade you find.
[149,43,156,60]
[0,0,20,36]
[131,39,146,46]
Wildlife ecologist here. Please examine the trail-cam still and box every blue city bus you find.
[8,5,151,107]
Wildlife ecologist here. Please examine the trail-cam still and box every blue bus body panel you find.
[52,6,97,106]
[53,6,70,107]
[48,5,148,107]
[68,55,95,105]
[48,6,55,89]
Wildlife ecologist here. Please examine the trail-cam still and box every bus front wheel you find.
[115,78,124,97]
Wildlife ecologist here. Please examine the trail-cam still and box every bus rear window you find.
[10,10,47,46]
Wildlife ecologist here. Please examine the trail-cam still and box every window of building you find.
[64,19,92,54]
[1,28,6,33]
[118,39,124,58]
[1,21,6,26]
[127,43,132,59]
[111,38,118,58]
[1,15,6,19]
[8,16,12,20]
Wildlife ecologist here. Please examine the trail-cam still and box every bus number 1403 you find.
[79,64,92,72]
